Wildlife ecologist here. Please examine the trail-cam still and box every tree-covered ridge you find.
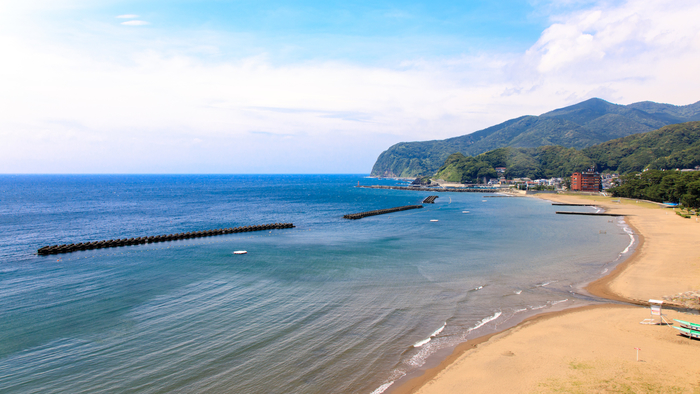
[371,98,700,178]
[433,121,700,183]
[582,121,700,173]
[434,146,596,183]
[610,170,700,208]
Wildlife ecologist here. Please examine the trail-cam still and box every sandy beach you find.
[394,193,700,393]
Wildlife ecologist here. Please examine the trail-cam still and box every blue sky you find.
[1,0,698,173]
[36,0,553,63]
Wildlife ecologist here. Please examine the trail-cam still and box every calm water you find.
[0,175,633,393]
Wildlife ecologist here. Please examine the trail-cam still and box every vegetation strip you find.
[343,205,423,220]
[610,169,700,209]
[37,223,295,255]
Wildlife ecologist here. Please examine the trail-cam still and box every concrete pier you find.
[343,205,423,220]
[555,211,624,217]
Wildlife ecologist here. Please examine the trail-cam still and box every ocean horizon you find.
[0,174,634,393]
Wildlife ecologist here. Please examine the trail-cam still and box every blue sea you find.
[0,175,634,393]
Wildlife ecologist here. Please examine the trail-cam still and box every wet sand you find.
[393,194,700,394]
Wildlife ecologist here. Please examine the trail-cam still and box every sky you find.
[1,0,699,174]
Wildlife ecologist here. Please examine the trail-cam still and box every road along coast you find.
[392,193,700,394]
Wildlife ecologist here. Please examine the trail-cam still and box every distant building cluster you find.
[485,176,563,189]
[432,165,700,193]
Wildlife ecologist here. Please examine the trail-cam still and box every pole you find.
[634,347,641,361]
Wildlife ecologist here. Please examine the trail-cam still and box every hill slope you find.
[371,98,700,178]
[433,121,700,183]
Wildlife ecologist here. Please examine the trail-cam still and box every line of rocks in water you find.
[37,223,295,255]
[422,195,439,204]
[343,205,423,220]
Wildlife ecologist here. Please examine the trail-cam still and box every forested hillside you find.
[433,122,700,183]
[610,170,700,208]
[371,98,700,178]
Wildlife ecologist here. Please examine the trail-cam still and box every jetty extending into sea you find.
[555,211,625,217]
[343,205,423,220]
[37,223,295,255]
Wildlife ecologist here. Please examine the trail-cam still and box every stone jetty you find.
[555,211,624,217]
[422,195,439,204]
[343,205,423,220]
[37,223,295,255]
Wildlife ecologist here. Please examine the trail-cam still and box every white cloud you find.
[121,20,149,26]
[116,14,139,19]
[520,0,700,104]
[0,0,699,173]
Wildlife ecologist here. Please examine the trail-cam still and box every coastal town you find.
[412,166,700,193]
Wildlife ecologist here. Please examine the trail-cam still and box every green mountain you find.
[433,121,700,183]
[582,121,700,173]
[371,98,700,178]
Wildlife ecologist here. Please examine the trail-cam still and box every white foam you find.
[473,285,484,291]
[514,290,522,295]
[514,308,527,313]
[530,304,547,310]
[620,233,634,254]
[370,381,394,394]
[431,322,446,337]
[551,299,568,305]
[413,322,446,347]
[412,337,431,347]
[469,311,502,331]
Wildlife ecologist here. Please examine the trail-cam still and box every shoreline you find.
[391,193,700,394]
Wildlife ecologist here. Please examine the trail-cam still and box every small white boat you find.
[430,219,439,222]
[462,211,469,213]
[233,251,247,255]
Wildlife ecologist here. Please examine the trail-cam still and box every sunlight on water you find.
[0,175,632,393]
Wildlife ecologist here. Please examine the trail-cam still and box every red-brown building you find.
[571,171,601,192]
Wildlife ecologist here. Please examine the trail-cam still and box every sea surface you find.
[0,175,634,393]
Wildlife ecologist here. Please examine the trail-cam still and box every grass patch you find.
[537,360,695,394]
[569,361,593,370]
